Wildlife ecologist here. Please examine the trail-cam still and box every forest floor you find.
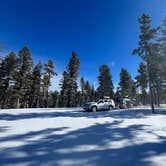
[0,106,166,166]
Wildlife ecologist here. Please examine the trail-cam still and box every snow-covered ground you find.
[0,107,166,166]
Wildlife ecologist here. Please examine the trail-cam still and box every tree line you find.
[0,47,56,108]
[0,13,166,110]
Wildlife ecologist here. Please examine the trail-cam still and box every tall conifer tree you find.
[119,68,133,98]
[135,62,148,105]
[97,64,114,99]
[43,60,56,107]
[133,14,159,112]
[30,62,42,108]
[16,46,33,108]
[0,52,18,108]
[66,51,80,107]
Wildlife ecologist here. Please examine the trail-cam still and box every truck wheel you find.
[91,106,97,112]
[109,106,113,111]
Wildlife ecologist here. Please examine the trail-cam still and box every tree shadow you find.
[154,108,166,115]
[0,108,156,121]
[0,126,9,132]
[0,120,165,166]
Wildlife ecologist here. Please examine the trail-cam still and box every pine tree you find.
[80,77,96,105]
[97,64,114,99]
[135,62,148,105]
[133,14,159,112]
[90,85,96,101]
[118,68,133,98]
[159,16,166,103]
[160,17,166,83]
[42,60,56,107]
[16,46,33,108]
[66,51,80,107]
[131,80,137,100]
[59,71,70,107]
[30,62,42,108]
[49,91,59,107]
[84,80,91,103]
[80,77,86,106]
[0,52,18,108]
[75,91,82,107]
[114,89,122,105]
[150,46,162,106]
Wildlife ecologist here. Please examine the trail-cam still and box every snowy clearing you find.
[0,107,166,166]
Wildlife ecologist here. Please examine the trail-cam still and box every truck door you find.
[104,100,109,109]
[97,100,105,110]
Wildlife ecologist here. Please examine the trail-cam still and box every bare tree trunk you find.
[149,85,155,113]
[2,95,8,109]
[16,97,20,108]
[36,98,39,108]
[156,83,160,107]
[146,59,155,113]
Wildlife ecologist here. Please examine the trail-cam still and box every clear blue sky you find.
[0,0,166,90]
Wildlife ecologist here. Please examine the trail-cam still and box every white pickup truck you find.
[83,99,115,112]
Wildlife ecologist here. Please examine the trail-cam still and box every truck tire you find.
[109,105,113,111]
[91,106,97,112]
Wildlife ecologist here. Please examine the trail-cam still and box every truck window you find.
[97,100,104,104]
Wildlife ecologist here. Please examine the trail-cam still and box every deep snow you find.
[0,107,166,166]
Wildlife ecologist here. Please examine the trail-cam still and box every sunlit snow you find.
[0,107,166,166]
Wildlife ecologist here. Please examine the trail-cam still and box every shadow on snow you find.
[0,120,165,166]
[1,108,165,121]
